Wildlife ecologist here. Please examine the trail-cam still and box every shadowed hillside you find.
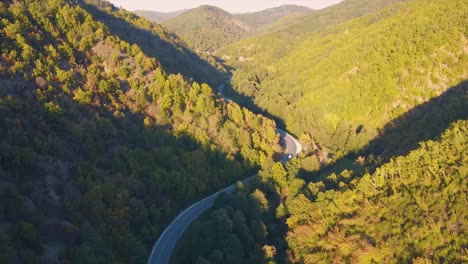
[0,0,281,262]
[369,81,468,158]
[313,80,468,183]
[171,0,468,262]
[223,0,468,159]
[172,78,468,264]
[79,0,228,86]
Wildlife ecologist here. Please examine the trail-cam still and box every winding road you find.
[277,128,302,163]
[217,81,302,161]
[147,80,302,264]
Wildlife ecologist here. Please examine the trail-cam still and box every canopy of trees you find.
[222,0,467,158]
[0,0,281,262]
[173,0,468,263]
[284,120,467,263]
[163,5,249,53]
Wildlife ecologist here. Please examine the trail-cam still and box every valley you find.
[148,81,302,264]
[0,0,466,263]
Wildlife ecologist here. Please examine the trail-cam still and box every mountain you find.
[2,0,467,263]
[234,5,313,32]
[172,0,468,262]
[79,0,227,87]
[0,0,282,263]
[163,5,250,53]
[133,9,188,23]
[221,0,408,66]
[174,120,468,263]
[161,5,315,53]
[221,0,467,157]
[262,0,406,35]
[282,120,468,263]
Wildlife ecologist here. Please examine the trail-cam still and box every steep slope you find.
[0,0,281,263]
[221,0,407,65]
[81,0,227,86]
[223,0,468,157]
[261,0,405,35]
[283,120,468,263]
[163,5,250,52]
[133,9,187,23]
[172,120,468,263]
[234,5,313,32]
[164,1,467,263]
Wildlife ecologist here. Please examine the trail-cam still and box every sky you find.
[106,0,344,13]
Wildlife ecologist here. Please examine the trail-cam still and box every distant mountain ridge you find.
[162,5,250,52]
[222,0,468,156]
[79,0,227,86]
[234,5,313,30]
[132,9,188,23]
[133,4,313,52]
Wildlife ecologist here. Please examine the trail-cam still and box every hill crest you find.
[132,9,187,23]
[163,5,250,52]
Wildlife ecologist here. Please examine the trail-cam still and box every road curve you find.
[217,81,302,161]
[276,128,302,163]
[147,177,255,264]
[147,80,302,264]
[217,82,231,103]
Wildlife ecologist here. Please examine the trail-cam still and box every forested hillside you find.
[283,120,467,263]
[163,5,249,53]
[263,0,406,35]
[0,0,281,263]
[173,120,467,263]
[161,5,314,54]
[171,0,468,263]
[221,0,407,65]
[82,0,227,86]
[2,0,467,263]
[222,0,468,158]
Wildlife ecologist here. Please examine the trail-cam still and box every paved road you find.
[217,81,302,161]
[147,177,255,264]
[217,82,231,103]
[147,80,302,264]
[276,128,302,163]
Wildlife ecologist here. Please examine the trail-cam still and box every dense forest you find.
[0,0,282,263]
[176,120,467,263]
[158,5,313,54]
[1,0,467,263]
[80,0,228,87]
[284,120,467,263]
[172,0,468,263]
[220,0,408,65]
[162,5,249,53]
[221,0,467,159]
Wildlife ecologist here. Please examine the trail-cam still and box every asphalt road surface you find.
[217,81,302,161]
[147,177,255,264]
[217,81,231,103]
[276,128,302,163]
[147,80,302,264]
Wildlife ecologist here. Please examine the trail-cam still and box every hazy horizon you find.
[106,0,344,13]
